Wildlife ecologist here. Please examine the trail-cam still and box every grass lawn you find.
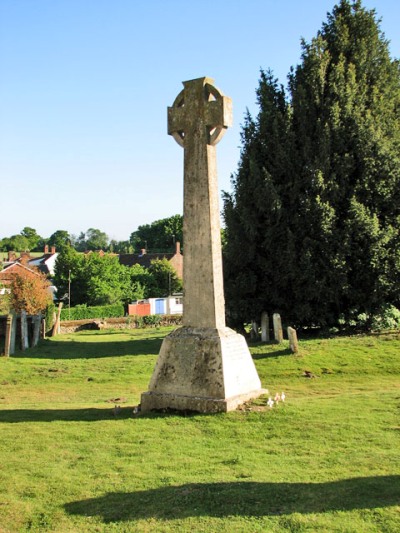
[0,327,399,532]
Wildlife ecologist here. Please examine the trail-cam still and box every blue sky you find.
[1,0,399,242]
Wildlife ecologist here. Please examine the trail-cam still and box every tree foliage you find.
[53,250,182,307]
[48,230,71,251]
[130,215,183,252]
[147,259,183,297]
[9,270,52,314]
[74,228,110,252]
[223,0,400,328]
[0,228,43,252]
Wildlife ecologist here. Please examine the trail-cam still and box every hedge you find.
[60,303,125,321]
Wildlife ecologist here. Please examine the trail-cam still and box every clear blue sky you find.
[1,0,399,242]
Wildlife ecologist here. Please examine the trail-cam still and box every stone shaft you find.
[168,77,232,329]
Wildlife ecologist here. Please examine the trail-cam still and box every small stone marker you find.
[287,326,299,353]
[251,320,258,340]
[141,77,266,413]
[4,313,14,356]
[273,313,283,343]
[20,310,29,351]
[261,312,269,342]
[32,314,42,347]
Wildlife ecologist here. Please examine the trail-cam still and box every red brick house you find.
[0,262,41,288]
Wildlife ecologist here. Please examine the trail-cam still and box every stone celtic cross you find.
[141,77,264,414]
[168,77,233,329]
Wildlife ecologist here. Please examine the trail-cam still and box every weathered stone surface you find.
[287,326,299,353]
[261,311,269,342]
[141,326,265,413]
[273,313,283,343]
[141,77,265,413]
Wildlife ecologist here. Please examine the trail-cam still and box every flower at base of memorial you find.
[281,392,286,402]
[267,397,274,408]
[274,393,281,402]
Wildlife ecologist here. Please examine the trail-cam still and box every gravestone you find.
[141,77,265,413]
[32,314,42,347]
[273,313,283,344]
[287,326,299,353]
[4,313,13,357]
[20,310,29,350]
[261,312,269,342]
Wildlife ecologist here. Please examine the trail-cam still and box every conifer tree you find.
[223,0,400,328]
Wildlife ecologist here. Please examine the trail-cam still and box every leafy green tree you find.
[20,227,42,251]
[53,246,85,306]
[224,0,400,328]
[48,230,71,251]
[130,215,183,252]
[147,258,183,297]
[85,228,109,251]
[0,234,30,252]
[54,249,143,306]
[109,240,133,254]
[74,228,109,252]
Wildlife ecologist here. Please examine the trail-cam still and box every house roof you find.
[0,262,41,283]
[28,252,58,276]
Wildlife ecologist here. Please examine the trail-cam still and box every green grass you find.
[0,327,399,532]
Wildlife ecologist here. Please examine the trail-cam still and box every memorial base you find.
[141,326,266,414]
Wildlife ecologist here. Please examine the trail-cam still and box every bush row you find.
[60,303,125,321]
[59,314,182,333]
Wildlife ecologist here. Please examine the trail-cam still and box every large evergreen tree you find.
[223,0,400,328]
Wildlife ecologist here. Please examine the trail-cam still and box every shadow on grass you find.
[0,407,138,423]
[65,477,400,521]
[252,348,293,359]
[0,407,205,423]
[11,336,164,360]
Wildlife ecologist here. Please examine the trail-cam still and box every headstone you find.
[4,314,13,356]
[10,311,17,354]
[32,314,42,347]
[250,320,258,340]
[20,310,29,350]
[287,326,299,353]
[273,313,283,343]
[141,77,266,413]
[261,312,269,342]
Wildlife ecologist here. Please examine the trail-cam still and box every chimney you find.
[51,246,56,254]
[8,251,16,262]
[44,245,49,254]
[175,241,181,254]
[20,251,30,264]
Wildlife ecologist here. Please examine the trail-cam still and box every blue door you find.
[155,299,165,314]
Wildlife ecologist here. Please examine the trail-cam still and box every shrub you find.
[60,303,124,321]
[45,302,56,330]
[370,305,400,331]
